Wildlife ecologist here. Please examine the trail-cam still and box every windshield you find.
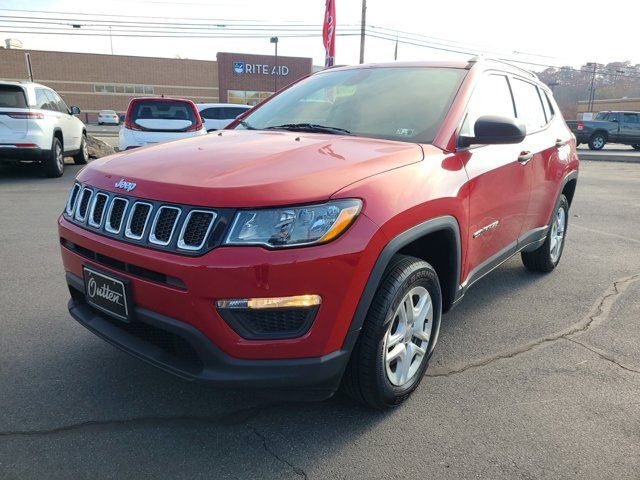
[235,67,466,144]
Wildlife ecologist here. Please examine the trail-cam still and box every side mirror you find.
[69,106,81,115]
[611,118,618,122]
[459,115,526,148]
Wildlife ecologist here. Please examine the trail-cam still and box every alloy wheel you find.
[550,206,566,263]
[383,286,433,387]
[56,143,64,171]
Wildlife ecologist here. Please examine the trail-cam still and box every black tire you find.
[342,255,442,410]
[588,133,606,150]
[632,144,640,151]
[521,194,569,273]
[43,136,64,178]
[73,134,88,165]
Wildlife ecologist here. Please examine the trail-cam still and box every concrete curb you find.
[578,154,640,164]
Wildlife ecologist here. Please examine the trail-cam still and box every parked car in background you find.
[60,59,578,409]
[567,111,640,150]
[0,81,87,177]
[98,110,119,125]
[119,98,206,150]
[196,103,251,131]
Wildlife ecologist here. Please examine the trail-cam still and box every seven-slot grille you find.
[64,183,217,255]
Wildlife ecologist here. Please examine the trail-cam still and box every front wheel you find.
[342,255,442,410]
[73,134,88,165]
[588,134,606,150]
[521,194,569,273]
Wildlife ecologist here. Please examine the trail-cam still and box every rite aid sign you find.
[233,61,289,76]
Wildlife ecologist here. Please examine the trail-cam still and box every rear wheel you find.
[43,136,64,178]
[588,134,606,150]
[521,195,569,273]
[632,144,640,151]
[73,134,88,165]
[342,255,441,410]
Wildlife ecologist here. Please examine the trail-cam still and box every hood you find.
[78,130,425,207]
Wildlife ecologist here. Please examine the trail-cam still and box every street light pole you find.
[359,0,366,64]
[270,36,279,92]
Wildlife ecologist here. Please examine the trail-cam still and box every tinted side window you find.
[511,79,547,132]
[35,88,53,110]
[460,74,515,137]
[0,85,28,108]
[47,90,69,113]
[225,107,249,118]
[200,107,223,120]
[541,91,554,123]
[623,113,639,124]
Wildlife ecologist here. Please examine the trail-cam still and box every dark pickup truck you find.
[567,111,640,150]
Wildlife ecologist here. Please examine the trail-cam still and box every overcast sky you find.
[2,0,640,70]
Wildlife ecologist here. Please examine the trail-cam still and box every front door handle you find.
[518,151,533,164]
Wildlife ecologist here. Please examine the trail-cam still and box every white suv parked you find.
[0,81,88,177]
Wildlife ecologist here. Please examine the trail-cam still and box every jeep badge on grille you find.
[114,178,137,192]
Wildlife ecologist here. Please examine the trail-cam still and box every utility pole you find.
[586,62,597,112]
[109,26,114,55]
[359,0,366,64]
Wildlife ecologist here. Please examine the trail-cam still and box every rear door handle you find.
[518,151,533,164]
[556,139,568,147]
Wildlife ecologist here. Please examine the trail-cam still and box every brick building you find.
[0,48,313,122]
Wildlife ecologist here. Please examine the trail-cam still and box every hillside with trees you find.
[538,62,640,119]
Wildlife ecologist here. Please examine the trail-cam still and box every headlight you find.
[224,199,362,248]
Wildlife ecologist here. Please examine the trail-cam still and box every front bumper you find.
[59,212,385,387]
[67,272,356,395]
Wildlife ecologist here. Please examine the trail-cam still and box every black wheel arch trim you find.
[343,215,461,347]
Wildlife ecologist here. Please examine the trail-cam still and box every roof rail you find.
[466,55,538,79]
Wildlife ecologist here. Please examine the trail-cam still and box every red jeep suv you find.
[59,58,578,409]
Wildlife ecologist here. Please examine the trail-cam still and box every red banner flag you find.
[323,0,336,67]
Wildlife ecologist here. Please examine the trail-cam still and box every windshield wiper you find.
[264,123,351,135]
[237,119,256,130]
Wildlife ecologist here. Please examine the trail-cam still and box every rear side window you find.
[623,113,639,123]
[36,88,55,110]
[0,85,28,108]
[225,107,249,118]
[460,74,515,136]
[130,100,197,126]
[200,107,247,120]
[199,107,224,120]
[45,90,69,114]
[541,91,554,123]
[511,79,547,133]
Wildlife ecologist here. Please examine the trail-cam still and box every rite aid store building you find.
[0,47,314,121]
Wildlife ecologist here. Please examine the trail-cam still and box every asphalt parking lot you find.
[1,160,639,479]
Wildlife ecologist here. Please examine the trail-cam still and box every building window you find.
[228,90,273,106]
[94,83,154,95]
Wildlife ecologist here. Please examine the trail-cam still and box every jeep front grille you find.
[64,182,219,256]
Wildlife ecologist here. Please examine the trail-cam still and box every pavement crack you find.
[427,272,640,378]
[564,337,640,374]
[251,427,308,479]
[0,403,276,439]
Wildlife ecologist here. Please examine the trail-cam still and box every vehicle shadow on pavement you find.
[0,160,81,181]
